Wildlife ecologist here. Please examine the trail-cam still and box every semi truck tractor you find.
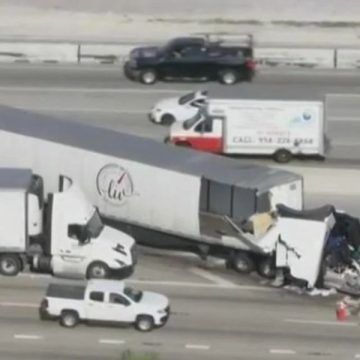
[0,168,136,279]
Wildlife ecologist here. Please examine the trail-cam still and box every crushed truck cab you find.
[40,279,170,331]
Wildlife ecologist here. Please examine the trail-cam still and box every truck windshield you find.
[124,286,143,303]
[178,92,196,105]
[85,209,104,239]
[183,111,202,130]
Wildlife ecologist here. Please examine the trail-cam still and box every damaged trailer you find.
[0,105,303,276]
[250,204,360,293]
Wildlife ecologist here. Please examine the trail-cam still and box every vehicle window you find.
[207,48,222,57]
[178,92,196,105]
[194,120,213,133]
[183,111,202,129]
[89,291,104,302]
[192,99,206,108]
[124,286,143,303]
[180,46,203,58]
[109,293,130,306]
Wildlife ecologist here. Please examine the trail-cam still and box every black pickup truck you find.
[123,36,255,85]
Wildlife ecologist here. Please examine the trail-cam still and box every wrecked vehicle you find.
[234,204,360,295]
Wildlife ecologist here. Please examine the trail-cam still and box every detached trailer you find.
[0,105,303,276]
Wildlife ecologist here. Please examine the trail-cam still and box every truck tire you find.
[0,254,22,276]
[135,315,154,332]
[230,252,255,274]
[86,261,110,279]
[219,69,238,85]
[161,114,175,125]
[273,149,292,163]
[60,310,79,328]
[140,69,157,85]
[257,257,276,279]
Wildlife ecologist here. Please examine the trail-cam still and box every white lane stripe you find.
[0,86,189,94]
[185,344,210,350]
[189,267,237,288]
[328,116,360,122]
[285,318,358,327]
[354,354,360,358]
[17,273,276,291]
[16,107,146,114]
[0,302,38,308]
[14,334,43,340]
[99,339,125,345]
[269,349,296,355]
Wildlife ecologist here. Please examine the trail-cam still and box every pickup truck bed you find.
[46,284,85,300]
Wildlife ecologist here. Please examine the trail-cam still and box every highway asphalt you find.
[0,248,358,360]
[0,64,360,359]
[0,64,359,160]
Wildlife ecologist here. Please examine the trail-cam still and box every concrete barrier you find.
[0,40,355,70]
[0,42,78,63]
[336,49,360,69]
[255,47,335,69]
[79,44,139,64]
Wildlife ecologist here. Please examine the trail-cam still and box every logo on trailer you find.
[96,164,135,205]
[302,111,312,121]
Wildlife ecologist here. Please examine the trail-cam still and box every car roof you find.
[87,279,125,293]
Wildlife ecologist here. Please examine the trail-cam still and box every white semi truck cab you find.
[0,168,137,280]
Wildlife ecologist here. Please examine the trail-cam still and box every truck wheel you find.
[219,69,238,85]
[135,315,154,332]
[86,261,110,279]
[0,254,22,276]
[257,257,276,279]
[140,69,157,85]
[60,310,79,328]
[273,149,292,163]
[231,252,255,274]
[161,114,175,125]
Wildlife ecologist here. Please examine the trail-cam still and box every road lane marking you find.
[14,334,43,340]
[269,349,296,355]
[17,273,276,291]
[327,116,360,122]
[12,106,146,114]
[99,339,125,345]
[0,302,38,308]
[354,354,360,358]
[0,86,189,94]
[185,344,210,350]
[285,318,358,327]
[189,267,237,288]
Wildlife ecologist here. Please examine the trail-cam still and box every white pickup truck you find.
[39,279,170,332]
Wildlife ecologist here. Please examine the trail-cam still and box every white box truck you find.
[168,99,325,163]
[0,106,303,278]
[0,168,136,279]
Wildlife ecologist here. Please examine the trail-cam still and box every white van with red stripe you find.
[168,99,325,163]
